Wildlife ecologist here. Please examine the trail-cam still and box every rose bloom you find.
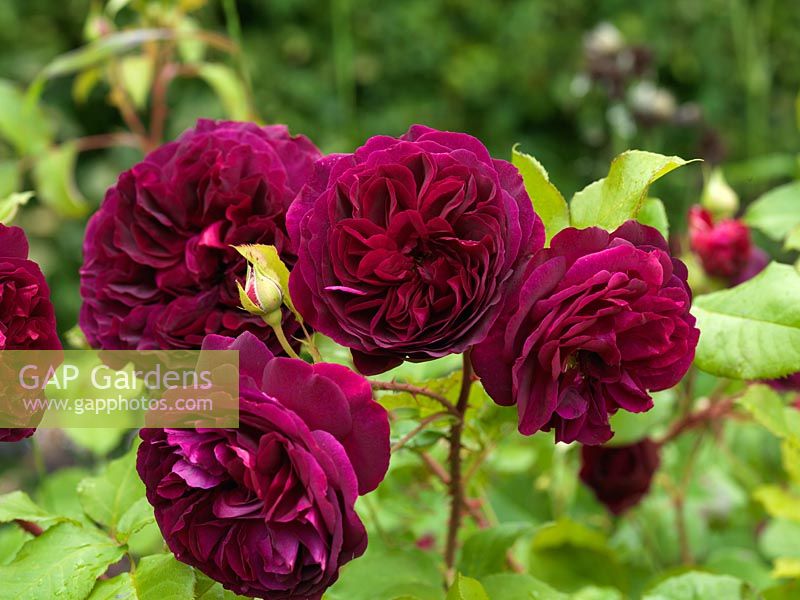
[80,119,321,351]
[688,206,763,280]
[287,125,543,375]
[580,438,660,515]
[0,224,60,442]
[137,332,390,599]
[473,222,699,445]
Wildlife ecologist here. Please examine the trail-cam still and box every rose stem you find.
[266,319,301,360]
[370,381,460,417]
[15,520,42,537]
[444,350,473,581]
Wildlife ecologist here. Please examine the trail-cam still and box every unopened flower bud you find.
[239,267,283,318]
[688,205,752,279]
[701,168,739,218]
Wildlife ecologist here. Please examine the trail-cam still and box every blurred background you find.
[1,0,798,337]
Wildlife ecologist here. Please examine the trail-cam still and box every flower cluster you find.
[137,332,389,599]
[472,223,699,444]
[0,224,60,442]
[80,119,321,353]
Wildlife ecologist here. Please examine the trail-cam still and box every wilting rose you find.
[287,125,544,375]
[137,332,390,599]
[580,438,660,514]
[688,206,756,280]
[80,119,321,352]
[473,221,699,445]
[0,224,60,442]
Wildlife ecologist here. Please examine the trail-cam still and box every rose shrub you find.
[579,438,661,514]
[473,221,699,444]
[0,224,60,442]
[137,332,390,599]
[287,124,544,375]
[80,119,321,352]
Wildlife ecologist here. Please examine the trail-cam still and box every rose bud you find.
[688,206,752,279]
[137,332,390,600]
[287,124,544,375]
[579,438,660,515]
[701,168,739,218]
[80,119,321,352]
[472,222,699,445]
[0,224,61,442]
[239,265,283,320]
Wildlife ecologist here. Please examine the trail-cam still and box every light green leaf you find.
[637,197,669,238]
[0,191,32,224]
[458,522,532,578]
[78,441,145,534]
[447,574,489,600]
[134,553,196,599]
[570,150,696,231]
[480,573,566,600]
[119,55,154,109]
[0,522,124,600]
[233,244,298,321]
[785,226,800,252]
[755,486,800,522]
[0,491,64,529]
[0,80,52,155]
[511,146,569,243]
[692,262,800,379]
[88,573,136,600]
[573,588,624,600]
[737,384,800,440]
[65,427,130,455]
[772,557,800,579]
[744,181,800,242]
[116,497,155,543]
[72,67,104,104]
[32,142,89,218]
[0,525,30,566]
[0,160,19,197]
[643,571,757,600]
[37,467,92,523]
[196,63,252,120]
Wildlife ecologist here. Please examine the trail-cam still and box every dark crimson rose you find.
[0,224,60,442]
[688,206,753,279]
[473,221,699,445]
[579,438,660,515]
[137,332,390,600]
[287,125,544,375]
[80,119,321,352]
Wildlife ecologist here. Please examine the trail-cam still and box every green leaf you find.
[692,262,800,379]
[119,55,154,110]
[736,384,800,440]
[65,427,130,455]
[637,197,669,238]
[325,545,441,600]
[642,572,757,600]
[0,491,64,529]
[755,486,800,522]
[78,441,145,535]
[480,573,566,600]
[37,467,92,523]
[447,574,489,600]
[134,553,196,599]
[32,142,89,218]
[233,244,299,321]
[116,497,155,543]
[0,191,32,224]
[570,150,696,231]
[458,522,532,578]
[511,146,569,243]
[0,522,124,599]
[0,159,19,197]
[744,181,800,242]
[88,573,136,600]
[196,63,252,120]
[0,525,31,566]
[527,520,626,593]
[0,79,52,155]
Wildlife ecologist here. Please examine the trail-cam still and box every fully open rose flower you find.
[137,332,390,599]
[580,438,660,514]
[473,221,699,445]
[287,125,544,374]
[80,119,321,351]
[0,224,60,442]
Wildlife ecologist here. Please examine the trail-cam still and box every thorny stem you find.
[391,412,452,452]
[370,380,460,417]
[73,133,142,153]
[444,351,474,580]
[658,395,736,446]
